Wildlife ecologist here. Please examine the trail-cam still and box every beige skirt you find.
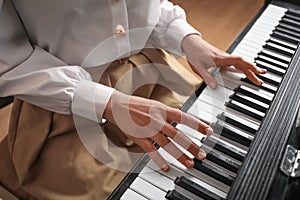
[0,49,200,200]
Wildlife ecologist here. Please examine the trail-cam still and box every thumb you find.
[197,66,218,89]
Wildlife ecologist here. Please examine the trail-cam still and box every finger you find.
[243,69,264,86]
[219,56,267,74]
[194,65,218,88]
[148,150,170,172]
[158,123,207,160]
[173,131,206,160]
[133,137,169,171]
[152,133,196,168]
[237,60,267,75]
[216,56,266,86]
[165,108,213,135]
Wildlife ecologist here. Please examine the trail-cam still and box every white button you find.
[115,25,126,37]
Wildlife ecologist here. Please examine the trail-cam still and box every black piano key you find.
[217,112,258,134]
[255,60,285,76]
[229,92,268,113]
[276,26,300,40]
[277,24,300,38]
[203,136,246,162]
[287,9,300,19]
[284,13,300,22]
[263,41,294,57]
[257,73,281,86]
[226,100,264,121]
[259,49,291,64]
[174,177,225,200]
[212,120,253,147]
[202,146,241,173]
[241,77,277,94]
[193,159,235,186]
[235,85,272,104]
[271,30,299,45]
[281,17,300,29]
[269,36,298,50]
[165,190,192,200]
[256,54,289,70]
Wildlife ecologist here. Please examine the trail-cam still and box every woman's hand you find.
[103,90,213,171]
[181,34,267,88]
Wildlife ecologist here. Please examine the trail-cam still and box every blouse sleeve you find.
[148,0,201,55]
[0,0,114,122]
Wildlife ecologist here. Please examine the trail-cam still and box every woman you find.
[0,0,265,199]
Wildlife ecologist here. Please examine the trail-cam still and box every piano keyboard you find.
[109,3,300,200]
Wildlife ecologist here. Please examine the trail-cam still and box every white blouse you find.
[0,0,199,121]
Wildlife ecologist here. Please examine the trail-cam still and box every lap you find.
[0,49,201,200]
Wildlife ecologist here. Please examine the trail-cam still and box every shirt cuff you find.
[166,19,201,55]
[72,80,115,122]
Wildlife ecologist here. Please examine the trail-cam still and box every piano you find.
[108,0,300,199]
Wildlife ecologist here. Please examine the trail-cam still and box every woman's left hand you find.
[181,34,267,88]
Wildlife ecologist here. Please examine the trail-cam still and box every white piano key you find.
[227,100,265,120]
[187,104,216,125]
[176,124,207,142]
[242,35,269,47]
[199,93,230,111]
[254,18,280,27]
[149,148,231,193]
[257,54,289,68]
[243,29,273,44]
[261,49,292,63]
[189,100,223,119]
[233,92,269,110]
[255,60,286,74]
[246,23,276,34]
[218,111,260,133]
[202,83,233,102]
[146,159,227,199]
[258,71,282,85]
[238,43,263,54]
[130,177,166,200]
[120,189,148,200]
[260,18,282,26]
[248,24,275,35]
[266,41,295,55]
[237,85,273,103]
[231,50,254,62]
[206,135,248,161]
[191,97,261,125]
[201,89,265,125]
[269,37,298,49]
[219,70,275,98]
[232,47,258,59]
[240,39,267,50]
[245,29,272,38]
[263,4,287,15]
[173,184,204,200]
[139,166,174,192]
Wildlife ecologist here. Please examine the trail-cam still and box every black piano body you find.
[109,0,300,199]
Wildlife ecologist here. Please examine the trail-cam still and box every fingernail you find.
[206,127,213,136]
[261,68,267,73]
[260,80,264,85]
[208,81,217,89]
[197,150,206,160]
[161,165,170,172]
[185,159,194,168]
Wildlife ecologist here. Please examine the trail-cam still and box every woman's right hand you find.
[103,90,213,171]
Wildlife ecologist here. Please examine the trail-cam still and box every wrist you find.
[181,33,202,53]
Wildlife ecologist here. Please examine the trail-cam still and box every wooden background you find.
[171,0,264,50]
